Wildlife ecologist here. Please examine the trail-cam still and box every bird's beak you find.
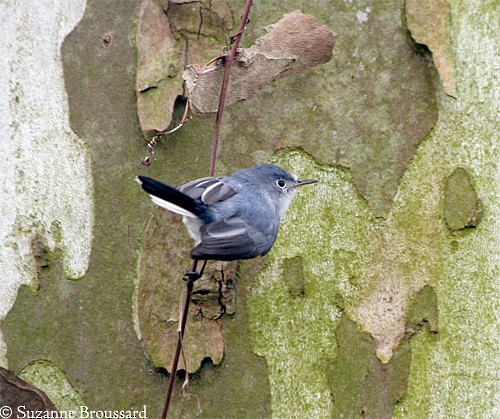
[292,179,318,188]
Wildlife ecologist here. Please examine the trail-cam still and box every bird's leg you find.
[184,259,207,281]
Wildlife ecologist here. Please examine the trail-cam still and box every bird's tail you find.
[136,176,201,218]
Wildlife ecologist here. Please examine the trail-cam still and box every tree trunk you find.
[1,0,498,417]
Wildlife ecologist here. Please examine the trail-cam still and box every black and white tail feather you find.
[136,176,202,218]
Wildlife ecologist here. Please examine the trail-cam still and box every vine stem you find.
[161,1,253,416]
[209,0,254,176]
[161,261,197,419]
[161,259,207,418]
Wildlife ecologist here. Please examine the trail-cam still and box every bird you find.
[136,164,317,261]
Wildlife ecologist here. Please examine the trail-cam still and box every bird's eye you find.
[276,179,286,188]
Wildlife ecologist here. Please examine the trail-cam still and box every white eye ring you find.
[276,179,286,188]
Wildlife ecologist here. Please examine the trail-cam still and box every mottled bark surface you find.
[1,0,498,418]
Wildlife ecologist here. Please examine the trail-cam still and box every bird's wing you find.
[190,217,275,261]
[178,177,237,206]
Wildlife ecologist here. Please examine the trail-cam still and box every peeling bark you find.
[0,367,57,414]
[136,0,184,132]
[184,10,335,116]
[137,210,237,373]
[405,0,457,97]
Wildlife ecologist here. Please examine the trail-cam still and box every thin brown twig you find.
[209,0,253,176]
[161,260,198,419]
[205,53,228,67]
[141,100,190,166]
[160,1,253,416]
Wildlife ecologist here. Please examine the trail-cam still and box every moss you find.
[248,149,375,416]
[246,147,443,415]
[19,360,86,412]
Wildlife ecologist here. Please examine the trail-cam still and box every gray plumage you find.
[137,164,317,261]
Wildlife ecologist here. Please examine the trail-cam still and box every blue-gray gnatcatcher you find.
[137,164,317,261]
